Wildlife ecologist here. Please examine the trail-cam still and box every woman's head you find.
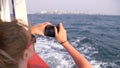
[0,21,31,68]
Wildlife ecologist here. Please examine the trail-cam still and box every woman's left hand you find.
[30,22,51,36]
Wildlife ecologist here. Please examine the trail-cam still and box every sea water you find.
[28,14,120,68]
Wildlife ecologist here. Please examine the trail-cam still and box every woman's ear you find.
[18,49,31,68]
[22,50,29,60]
[22,49,33,61]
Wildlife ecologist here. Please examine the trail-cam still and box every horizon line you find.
[26,13,120,16]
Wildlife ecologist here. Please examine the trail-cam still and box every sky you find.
[26,0,120,15]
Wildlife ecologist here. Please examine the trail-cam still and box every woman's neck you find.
[18,58,27,68]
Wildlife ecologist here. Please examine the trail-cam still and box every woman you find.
[0,21,92,68]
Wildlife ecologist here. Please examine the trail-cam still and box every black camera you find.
[44,25,59,37]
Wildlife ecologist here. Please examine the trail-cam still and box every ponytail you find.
[0,49,16,68]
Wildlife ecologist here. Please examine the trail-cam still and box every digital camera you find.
[44,25,59,37]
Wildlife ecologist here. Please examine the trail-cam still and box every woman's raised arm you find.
[54,23,92,68]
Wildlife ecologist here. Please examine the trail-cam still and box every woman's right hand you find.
[54,23,67,44]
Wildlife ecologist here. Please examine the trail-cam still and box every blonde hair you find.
[0,49,16,68]
[0,21,31,68]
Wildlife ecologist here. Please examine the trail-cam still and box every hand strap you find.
[60,41,67,44]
